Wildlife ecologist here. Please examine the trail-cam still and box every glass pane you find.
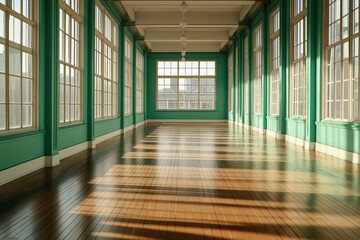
[9,76,21,103]
[22,105,32,127]
[0,104,5,130]
[9,16,21,44]
[0,10,5,38]
[23,0,31,18]
[0,74,4,103]
[22,22,32,48]
[9,105,21,129]
[0,44,5,73]
[9,47,21,76]
[22,52,32,78]
[22,78,32,104]
[12,0,21,14]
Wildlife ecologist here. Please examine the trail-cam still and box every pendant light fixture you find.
[179,1,188,61]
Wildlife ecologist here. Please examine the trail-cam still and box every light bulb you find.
[179,20,187,28]
[181,56,186,61]
[179,1,188,13]
[181,41,187,47]
[181,49,186,56]
[180,35,187,42]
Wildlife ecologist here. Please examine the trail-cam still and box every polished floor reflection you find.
[1,123,360,239]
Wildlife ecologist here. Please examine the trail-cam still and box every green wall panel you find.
[0,132,45,171]
[267,116,280,133]
[286,118,306,140]
[58,124,88,150]
[94,118,122,138]
[135,114,145,124]
[317,122,360,154]
[251,114,263,129]
[146,53,227,120]
[124,116,134,127]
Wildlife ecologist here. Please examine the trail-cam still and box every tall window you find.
[136,50,143,113]
[290,0,307,117]
[157,61,216,110]
[228,53,233,112]
[253,26,263,114]
[94,2,118,120]
[235,47,238,114]
[59,0,82,124]
[325,0,359,121]
[124,37,132,116]
[270,9,280,115]
[0,0,36,132]
[244,37,249,114]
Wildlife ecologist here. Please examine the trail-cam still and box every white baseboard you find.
[316,143,360,164]
[122,124,134,134]
[251,126,266,135]
[135,120,147,128]
[285,135,306,147]
[266,130,285,141]
[0,156,46,186]
[305,141,315,150]
[147,119,227,123]
[0,121,149,186]
[243,123,251,130]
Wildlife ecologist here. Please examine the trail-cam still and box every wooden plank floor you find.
[1,123,360,240]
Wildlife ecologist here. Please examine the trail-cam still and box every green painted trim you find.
[42,0,59,156]
[98,0,123,25]
[239,34,245,123]
[262,7,269,130]
[286,117,306,123]
[85,0,95,141]
[306,0,321,143]
[279,0,289,135]
[120,26,125,128]
[248,28,253,126]
[132,38,137,124]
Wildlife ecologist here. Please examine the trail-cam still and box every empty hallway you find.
[1,123,360,239]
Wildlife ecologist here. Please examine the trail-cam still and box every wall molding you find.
[251,125,266,135]
[285,134,306,147]
[147,119,227,123]
[0,121,147,186]
[0,156,46,186]
[316,143,360,164]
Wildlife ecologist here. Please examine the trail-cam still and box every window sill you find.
[0,129,45,142]
[285,117,306,123]
[316,120,360,131]
[59,122,85,130]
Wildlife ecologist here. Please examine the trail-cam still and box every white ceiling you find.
[113,0,256,52]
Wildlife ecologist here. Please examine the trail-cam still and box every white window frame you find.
[228,52,233,112]
[324,0,360,121]
[94,1,118,120]
[0,0,38,133]
[136,49,143,113]
[59,0,83,125]
[156,60,216,110]
[244,37,249,114]
[290,0,307,117]
[270,8,280,116]
[124,36,132,116]
[253,25,263,115]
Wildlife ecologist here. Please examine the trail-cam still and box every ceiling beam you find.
[150,42,221,52]
[135,12,239,28]
[117,1,255,4]
[145,30,229,41]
